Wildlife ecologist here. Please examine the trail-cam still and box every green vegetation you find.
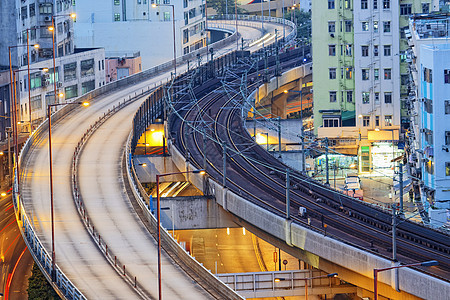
[284,10,312,41]
[27,263,60,300]
[208,0,246,15]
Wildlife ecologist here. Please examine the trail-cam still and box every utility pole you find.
[325,137,329,185]
[277,117,282,158]
[399,162,404,216]
[286,168,290,219]
[392,203,397,261]
[223,143,227,187]
[202,129,207,171]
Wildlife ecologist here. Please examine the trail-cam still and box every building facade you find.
[73,0,206,69]
[312,0,437,175]
[406,14,450,226]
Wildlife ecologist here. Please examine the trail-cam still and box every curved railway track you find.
[168,50,450,281]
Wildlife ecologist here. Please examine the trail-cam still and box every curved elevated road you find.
[19,20,290,299]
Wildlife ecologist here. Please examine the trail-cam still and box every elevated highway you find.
[15,17,294,299]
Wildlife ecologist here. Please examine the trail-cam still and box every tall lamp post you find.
[155,169,205,300]
[152,4,176,75]
[48,101,89,281]
[8,43,40,188]
[373,261,438,300]
[48,13,76,108]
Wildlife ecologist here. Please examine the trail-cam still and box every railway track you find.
[168,50,450,281]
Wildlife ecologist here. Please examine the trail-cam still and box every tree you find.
[27,263,60,299]
[285,9,311,41]
[208,0,246,15]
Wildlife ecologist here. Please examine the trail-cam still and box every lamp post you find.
[373,261,438,300]
[284,89,306,173]
[152,4,176,75]
[155,169,205,300]
[48,101,89,281]
[48,13,76,109]
[235,0,238,51]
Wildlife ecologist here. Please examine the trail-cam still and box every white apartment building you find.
[407,14,450,226]
[73,0,207,69]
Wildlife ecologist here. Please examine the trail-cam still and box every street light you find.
[373,261,438,300]
[48,101,89,282]
[152,3,177,75]
[256,132,269,151]
[48,13,76,110]
[155,169,205,300]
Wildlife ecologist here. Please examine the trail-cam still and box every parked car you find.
[343,173,363,200]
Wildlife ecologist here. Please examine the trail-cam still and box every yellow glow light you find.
[242,227,246,235]
[70,13,77,19]
[199,170,206,175]
[141,163,147,167]
[349,163,356,169]
[150,128,155,132]
[226,227,230,235]
[283,90,289,94]
[255,134,268,145]
[42,68,49,72]
[1,192,6,197]
[375,128,380,131]
[0,152,4,156]
[274,278,281,282]
[152,3,157,7]
[82,102,90,107]
[58,93,64,98]
[33,44,40,49]
[48,26,54,31]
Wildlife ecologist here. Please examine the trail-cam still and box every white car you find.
[343,174,363,200]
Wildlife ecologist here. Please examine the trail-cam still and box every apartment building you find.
[8,0,106,129]
[312,0,437,174]
[406,14,450,226]
[73,0,207,69]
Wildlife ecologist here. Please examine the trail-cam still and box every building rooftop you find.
[409,13,450,39]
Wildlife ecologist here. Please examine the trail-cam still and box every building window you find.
[383,0,390,9]
[384,69,392,80]
[361,45,369,57]
[445,162,450,176]
[384,115,392,126]
[374,69,379,80]
[373,0,378,9]
[345,44,352,56]
[328,0,335,9]
[362,92,370,104]
[384,45,391,56]
[39,3,52,14]
[329,91,337,102]
[346,91,353,102]
[30,95,42,111]
[362,21,369,31]
[374,92,380,103]
[30,72,42,89]
[384,92,392,103]
[64,62,77,81]
[82,80,95,95]
[375,115,380,127]
[345,20,352,32]
[374,45,379,56]
[445,131,450,145]
[65,84,78,99]
[344,0,351,9]
[445,100,450,114]
[383,21,391,33]
[444,70,450,84]
[81,59,95,77]
[400,4,412,15]
[345,67,352,79]
[323,118,340,127]
[361,0,368,9]
[114,13,120,21]
[114,0,120,5]
[29,4,36,17]
[328,21,335,33]
[422,3,430,13]
[363,116,370,127]
[329,45,336,56]
[362,69,369,81]
[423,67,433,83]
[373,21,378,33]
[163,11,170,21]
[424,98,433,114]
[329,68,337,79]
